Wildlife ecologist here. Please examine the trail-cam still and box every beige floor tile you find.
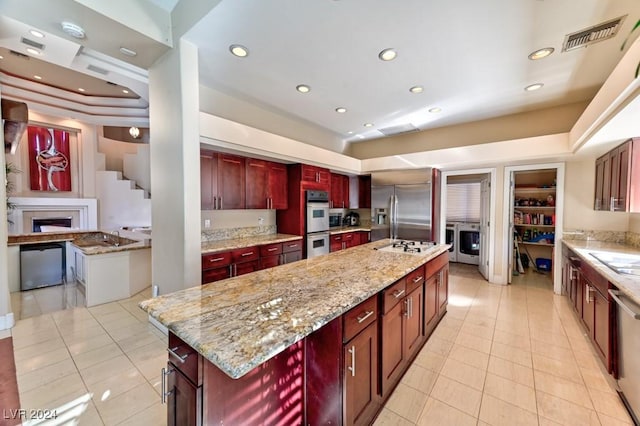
[455,330,492,354]
[536,390,600,425]
[490,341,532,368]
[13,336,66,359]
[61,325,109,344]
[19,372,87,411]
[447,344,489,370]
[587,387,634,423]
[460,322,495,341]
[531,338,575,363]
[531,353,583,384]
[439,358,486,391]
[401,362,438,394]
[86,367,147,404]
[534,370,593,409]
[149,374,163,396]
[573,348,606,372]
[66,333,115,356]
[494,319,529,338]
[101,316,143,335]
[529,329,571,349]
[373,408,415,426]
[479,393,539,426]
[423,335,454,357]
[108,322,156,343]
[430,323,459,342]
[76,401,105,425]
[487,355,534,388]
[79,354,137,385]
[430,375,482,417]
[416,397,476,426]
[385,382,429,423]
[17,358,77,394]
[413,347,447,373]
[72,342,124,370]
[12,328,60,350]
[492,329,531,351]
[438,316,464,331]
[117,401,166,426]
[483,372,536,413]
[122,339,166,364]
[538,417,563,426]
[93,382,158,425]
[15,346,71,375]
[596,412,634,426]
[116,329,164,353]
[580,366,617,394]
[88,302,128,317]
[134,353,168,380]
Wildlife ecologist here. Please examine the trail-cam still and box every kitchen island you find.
[140,239,450,425]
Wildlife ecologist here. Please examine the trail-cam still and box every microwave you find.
[329,213,342,228]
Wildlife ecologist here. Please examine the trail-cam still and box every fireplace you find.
[7,197,98,235]
[32,217,73,232]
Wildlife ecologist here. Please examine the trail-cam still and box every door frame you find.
[502,163,565,294]
[440,167,497,283]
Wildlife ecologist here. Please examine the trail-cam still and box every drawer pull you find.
[267,247,279,252]
[167,347,189,364]
[413,276,423,283]
[241,251,254,257]
[356,310,374,324]
[287,244,299,248]
[348,346,356,377]
[209,257,224,262]
[393,289,405,299]
[161,367,174,404]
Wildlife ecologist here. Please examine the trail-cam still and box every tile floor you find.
[7,264,634,425]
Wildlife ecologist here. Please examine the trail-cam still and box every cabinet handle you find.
[287,244,298,248]
[241,251,254,257]
[229,265,234,276]
[219,197,223,209]
[393,289,405,299]
[234,264,238,276]
[348,346,356,377]
[356,310,374,323]
[267,247,278,252]
[167,347,189,364]
[410,297,413,318]
[161,367,174,404]
[209,257,224,263]
[404,299,410,317]
[413,276,423,283]
[585,284,594,304]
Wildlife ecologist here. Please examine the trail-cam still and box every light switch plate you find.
[204,219,211,228]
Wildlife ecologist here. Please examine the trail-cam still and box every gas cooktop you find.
[374,240,437,255]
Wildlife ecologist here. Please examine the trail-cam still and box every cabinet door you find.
[344,321,379,426]
[166,363,201,426]
[260,254,281,270]
[301,165,319,182]
[358,175,371,209]
[330,234,343,252]
[234,259,260,277]
[381,301,405,397]
[282,251,302,264]
[405,285,424,359]
[218,154,245,209]
[330,173,343,208]
[202,266,231,284]
[425,275,438,333]
[582,278,595,337]
[593,289,610,369]
[268,162,288,209]
[343,232,356,248]
[200,151,217,210]
[437,266,449,314]
[245,158,269,209]
[317,168,331,186]
[614,141,631,211]
[358,231,370,245]
[602,154,612,211]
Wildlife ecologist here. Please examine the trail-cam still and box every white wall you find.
[0,86,14,329]
[98,135,142,173]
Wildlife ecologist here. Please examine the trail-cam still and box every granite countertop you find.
[8,230,152,255]
[7,230,95,245]
[562,240,640,305]
[140,239,449,379]
[201,233,303,254]
[329,226,371,235]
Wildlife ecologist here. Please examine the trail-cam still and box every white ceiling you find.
[1,0,640,151]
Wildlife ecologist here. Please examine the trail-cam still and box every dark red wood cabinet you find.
[380,279,408,397]
[200,151,218,210]
[331,232,360,252]
[330,173,350,208]
[165,333,202,426]
[344,321,379,426]
[301,164,331,186]
[358,175,372,209]
[245,158,288,209]
[594,138,639,212]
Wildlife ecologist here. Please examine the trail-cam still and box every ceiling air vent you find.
[20,37,45,50]
[87,64,109,75]
[562,15,626,52]
[9,50,29,59]
[377,123,420,137]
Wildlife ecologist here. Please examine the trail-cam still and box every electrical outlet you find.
[204,219,211,228]
[258,217,264,225]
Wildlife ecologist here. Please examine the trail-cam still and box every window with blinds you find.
[447,183,481,222]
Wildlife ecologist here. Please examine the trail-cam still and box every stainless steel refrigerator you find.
[370,169,432,242]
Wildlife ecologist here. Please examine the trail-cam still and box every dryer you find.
[457,222,480,265]
[445,223,457,262]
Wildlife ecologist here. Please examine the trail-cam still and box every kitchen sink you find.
[73,232,137,248]
[590,252,640,276]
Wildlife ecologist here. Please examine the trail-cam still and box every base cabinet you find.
[166,363,201,426]
[344,321,379,426]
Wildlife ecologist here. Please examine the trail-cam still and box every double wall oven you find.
[306,190,330,258]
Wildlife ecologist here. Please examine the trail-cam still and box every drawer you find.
[343,295,378,342]
[168,332,201,386]
[406,265,425,294]
[282,239,303,253]
[330,234,343,242]
[426,252,448,278]
[580,259,609,296]
[202,251,231,270]
[382,278,407,314]
[230,246,259,263]
[260,243,283,257]
[202,266,231,284]
[342,232,354,241]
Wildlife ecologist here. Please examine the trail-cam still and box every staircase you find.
[95,151,151,231]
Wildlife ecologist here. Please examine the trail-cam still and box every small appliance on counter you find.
[344,211,360,226]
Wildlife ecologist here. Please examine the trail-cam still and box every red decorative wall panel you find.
[28,126,71,192]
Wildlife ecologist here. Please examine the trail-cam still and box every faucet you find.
[111,230,120,246]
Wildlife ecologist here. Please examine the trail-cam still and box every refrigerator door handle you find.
[391,195,399,239]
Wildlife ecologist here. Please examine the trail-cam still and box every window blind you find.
[447,183,481,222]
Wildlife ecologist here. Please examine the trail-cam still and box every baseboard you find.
[148,315,168,335]
[0,313,15,331]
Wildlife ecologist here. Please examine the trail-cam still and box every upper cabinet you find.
[594,138,640,212]
[201,150,287,210]
[330,173,349,208]
[301,165,331,187]
[358,175,372,209]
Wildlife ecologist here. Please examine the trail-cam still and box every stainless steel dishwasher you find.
[609,289,640,425]
[20,242,66,290]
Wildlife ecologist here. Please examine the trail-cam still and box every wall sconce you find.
[129,126,140,139]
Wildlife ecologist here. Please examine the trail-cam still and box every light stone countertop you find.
[140,239,450,379]
[8,229,151,255]
[562,240,640,305]
[201,233,303,254]
[329,226,371,235]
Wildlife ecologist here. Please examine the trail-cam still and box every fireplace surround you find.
[7,197,98,235]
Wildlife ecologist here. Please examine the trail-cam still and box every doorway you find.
[440,169,495,282]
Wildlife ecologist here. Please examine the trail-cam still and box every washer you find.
[445,223,457,262]
[457,222,480,265]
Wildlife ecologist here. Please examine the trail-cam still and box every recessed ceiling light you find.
[378,48,397,61]
[29,29,45,38]
[524,83,544,91]
[347,131,354,134]
[119,47,137,57]
[296,84,311,93]
[78,88,86,92]
[428,107,442,113]
[33,75,42,80]
[61,21,85,39]
[409,86,424,94]
[229,44,249,57]
[364,123,374,127]
[0,55,3,59]
[528,47,554,60]
[129,126,141,139]
[335,107,347,113]
[122,89,129,94]
[26,47,41,56]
